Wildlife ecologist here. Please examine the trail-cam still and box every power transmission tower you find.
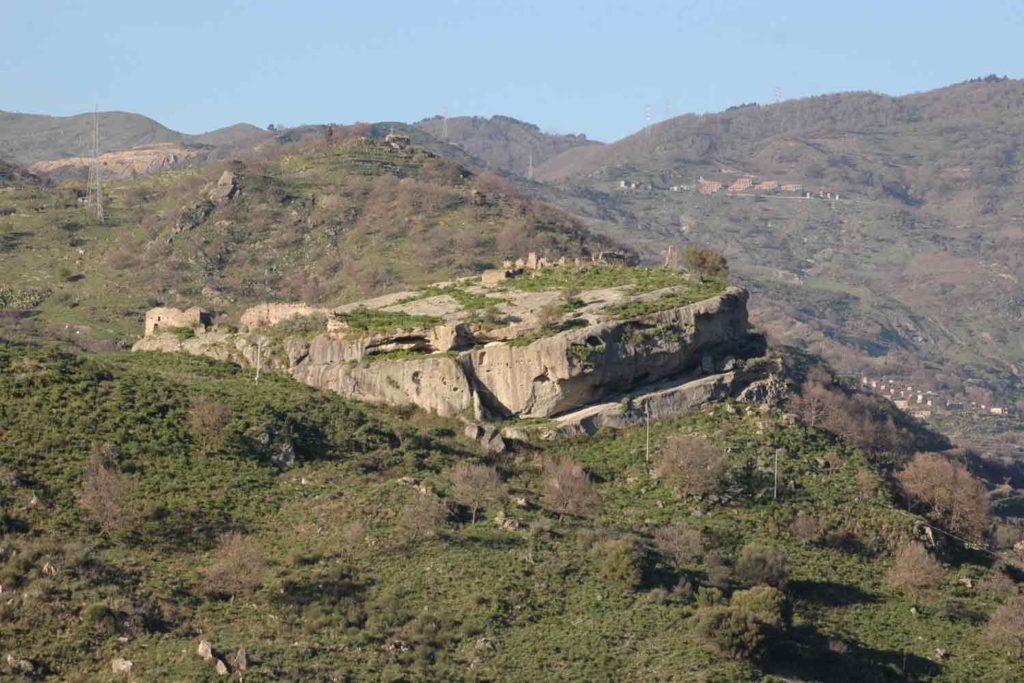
[773,86,782,105]
[441,108,449,141]
[86,108,104,223]
[527,153,534,180]
[644,104,653,138]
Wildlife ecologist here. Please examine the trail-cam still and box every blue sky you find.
[2,0,1021,141]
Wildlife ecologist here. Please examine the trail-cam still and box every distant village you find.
[859,375,1013,422]
[616,170,840,201]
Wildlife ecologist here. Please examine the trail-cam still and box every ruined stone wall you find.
[144,307,210,337]
[239,303,324,331]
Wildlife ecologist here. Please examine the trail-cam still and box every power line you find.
[85,107,104,223]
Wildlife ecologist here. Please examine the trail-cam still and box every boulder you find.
[5,655,34,675]
[210,171,239,204]
[111,657,134,674]
[214,657,229,675]
[197,639,214,660]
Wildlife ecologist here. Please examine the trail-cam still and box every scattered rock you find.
[229,646,248,672]
[5,655,34,674]
[111,657,134,674]
[512,496,529,509]
[174,200,215,232]
[197,639,214,660]
[958,577,974,589]
[209,171,239,204]
[214,657,229,675]
[935,648,948,660]
[494,510,521,531]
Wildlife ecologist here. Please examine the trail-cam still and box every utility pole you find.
[527,153,534,181]
[441,107,449,141]
[86,107,104,223]
[645,402,651,469]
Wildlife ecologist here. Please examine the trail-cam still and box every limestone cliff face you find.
[134,287,758,420]
[463,288,751,417]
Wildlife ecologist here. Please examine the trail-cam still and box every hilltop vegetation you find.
[0,135,619,349]
[415,115,598,178]
[2,343,1024,680]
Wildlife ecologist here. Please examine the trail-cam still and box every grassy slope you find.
[1,344,1021,681]
[0,137,618,351]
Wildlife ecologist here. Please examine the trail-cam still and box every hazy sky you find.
[2,0,1022,141]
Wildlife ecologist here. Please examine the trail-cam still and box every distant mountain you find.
[415,115,599,177]
[0,110,270,170]
[526,79,1024,432]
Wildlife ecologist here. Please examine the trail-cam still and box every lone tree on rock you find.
[682,246,728,278]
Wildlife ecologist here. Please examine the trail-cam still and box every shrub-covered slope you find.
[1,344,1022,680]
[0,136,621,350]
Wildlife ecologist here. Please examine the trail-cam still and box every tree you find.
[655,433,727,498]
[397,493,448,543]
[682,246,728,278]
[540,455,597,519]
[897,452,991,542]
[203,532,266,597]
[449,461,502,523]
[987,595,1024,658]
[77,453,148,536]
[885,542,945,600]
[188,396,233,454]
[653,521,704,565]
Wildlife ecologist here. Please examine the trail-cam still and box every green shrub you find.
[169,326,195,341]
[82,603,118,635]
[594,537,644,590]
[735,543,789,588]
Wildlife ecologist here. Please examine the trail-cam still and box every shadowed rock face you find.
[135,287,760,420]
[462,288,752,417]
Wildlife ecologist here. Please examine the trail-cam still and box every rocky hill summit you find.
[134,260,774,443]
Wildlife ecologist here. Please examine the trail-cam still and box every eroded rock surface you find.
[134,266,767,425]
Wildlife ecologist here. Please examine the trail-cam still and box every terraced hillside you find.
[2,342,1024,680]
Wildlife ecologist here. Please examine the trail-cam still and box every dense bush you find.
[655,433,727,498]
[986,595,1024,658]
[695,586,789,660]
[885,543,945,601]
[897,452,990,543]
[540,455,598,519]
[77,453,148,536]
[682,246,728,277]
[735,543,789,588]
[593,537,644,590]
[203,532,267,598]
[653,521,704,565]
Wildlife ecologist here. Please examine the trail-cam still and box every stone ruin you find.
[144,307,211,337]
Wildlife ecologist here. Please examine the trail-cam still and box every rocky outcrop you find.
[135,287,764,425]
[464,289,752,418]
[542,356,782,440]
[28,143,204,180]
